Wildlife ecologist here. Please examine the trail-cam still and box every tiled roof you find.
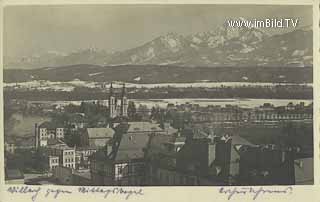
[114,132,150,161]
[109,122,166,162]
[87,128,115,139]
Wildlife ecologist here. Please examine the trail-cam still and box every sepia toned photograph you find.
[3,4,313,187]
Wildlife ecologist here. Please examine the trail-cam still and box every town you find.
[4,83,313,186]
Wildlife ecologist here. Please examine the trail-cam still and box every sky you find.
[4,4,312,58]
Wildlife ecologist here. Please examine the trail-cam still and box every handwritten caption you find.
[218,186,293,200]
[6,185,294,201]
[6,186,144,202]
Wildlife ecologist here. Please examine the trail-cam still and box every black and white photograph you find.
[3,4,314,187]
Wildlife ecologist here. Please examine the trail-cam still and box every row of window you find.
[65,163,74,168]
[65,158,74,163]
[64,151,74,155]
[51,165,59,170]
[51,158,59,164]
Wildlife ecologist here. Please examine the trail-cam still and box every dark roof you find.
[108,122,166,162]
[39,121,64,129]
[68,113,86,123]
[147,134,172,153]
[47,139,66,146]
[87,128,115,139]
[114,132,150,161]
[5,168,24,180]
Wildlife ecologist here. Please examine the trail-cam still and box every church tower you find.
[109,82,116,118]
[120,83,128,117]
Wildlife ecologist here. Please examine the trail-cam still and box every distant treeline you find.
[4,65,313,83]
[4,85,313,101]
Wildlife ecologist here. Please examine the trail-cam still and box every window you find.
[118,167,123,175]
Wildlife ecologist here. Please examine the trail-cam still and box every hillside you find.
[4,65,313,84]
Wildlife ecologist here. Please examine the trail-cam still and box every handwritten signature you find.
[7,186,144,201]
[219,186,293,200]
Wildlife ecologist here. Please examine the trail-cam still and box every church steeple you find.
[110,82,114,96]
[120,83,128,117]
[109,82,116,119]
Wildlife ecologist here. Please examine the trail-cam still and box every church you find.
[108,82,128,118]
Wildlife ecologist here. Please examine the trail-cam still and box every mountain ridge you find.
[4,25,312,69]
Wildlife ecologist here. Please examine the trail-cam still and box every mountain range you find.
[4,23,312,69]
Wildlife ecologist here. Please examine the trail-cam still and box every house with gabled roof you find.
[90,122,166,186]
[80,128,115,149]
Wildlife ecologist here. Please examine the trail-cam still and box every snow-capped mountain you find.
[4,24,312,69]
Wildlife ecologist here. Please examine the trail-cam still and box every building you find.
[47,141,76,169]
[90,122,166,186]
[235,144,296,185]
[35,122,65,148]
[183,102,313,124]
[75,147,97,170]
[53,166,74,185]
[80,128,115,148]
[144,132,233,186]
[4,137,15,154]
[47,156,59,172]
[109,83,128,119]
[229,135,255,178]
[67,113,86,130]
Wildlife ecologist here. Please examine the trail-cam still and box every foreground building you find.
[47,140,76,169]
[235,144,297,185]
[90,122,166,185]
[144,132,232,185]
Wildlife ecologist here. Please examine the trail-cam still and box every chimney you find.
[35,123,38,149]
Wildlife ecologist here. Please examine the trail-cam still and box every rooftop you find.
[39,121,64,129]
[47,139,66,146]
[126,122,163,133]
[87,128,115,139]
[114,132,150,161]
